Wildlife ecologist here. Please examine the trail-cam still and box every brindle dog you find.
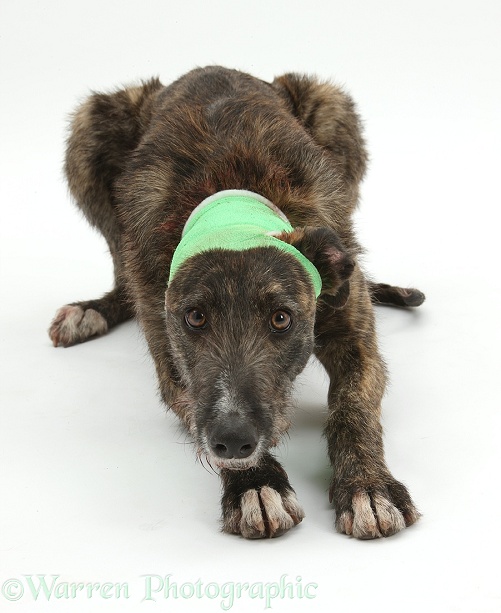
[49,66,424,539]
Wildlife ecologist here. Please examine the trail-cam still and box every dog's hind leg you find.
[273,75,426,310]
[368,282,425,308]
[49,80,163,347]
[272,73,368,209]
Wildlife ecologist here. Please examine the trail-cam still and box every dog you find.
[49,66,424,539]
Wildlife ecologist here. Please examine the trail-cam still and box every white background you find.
[1,1,500,611]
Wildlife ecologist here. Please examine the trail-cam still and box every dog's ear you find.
[274,226,355,308]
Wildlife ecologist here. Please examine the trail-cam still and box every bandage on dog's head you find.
[168,190,322,297]
[168,190,353,305]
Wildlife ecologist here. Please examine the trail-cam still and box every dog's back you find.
[118,67,357,245]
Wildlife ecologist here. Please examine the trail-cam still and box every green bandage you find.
[168,190,322,298]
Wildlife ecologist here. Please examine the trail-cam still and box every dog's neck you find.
[168,190,322,297]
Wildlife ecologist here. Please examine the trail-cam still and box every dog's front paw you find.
[49,305,108,347]
[223,486,304,539]
[331,479,420,539]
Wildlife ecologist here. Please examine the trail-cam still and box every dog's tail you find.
[368,282,425,308]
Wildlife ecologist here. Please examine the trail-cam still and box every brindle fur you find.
[49,66,423,539]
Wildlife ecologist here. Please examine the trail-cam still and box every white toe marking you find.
[352,491,381,539]
[237,487,303,538]
[336,510,353,535]
[372,493,406,535]
[57,305,84,340]
[240,490,265,538]
[282,490,306,522]
[259,486,295,533]
[80,308,108,338]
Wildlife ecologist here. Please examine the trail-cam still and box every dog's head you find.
[165,224,354,470]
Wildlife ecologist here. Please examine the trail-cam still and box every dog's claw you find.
[223,486,304,539]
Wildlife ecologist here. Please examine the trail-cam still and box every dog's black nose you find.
[208,418,258,459]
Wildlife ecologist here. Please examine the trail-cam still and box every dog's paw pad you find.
[49,305,108,347]
[224,487,304,539]
[335,488,419,539]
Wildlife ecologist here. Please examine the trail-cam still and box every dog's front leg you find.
[220,453,304,539]
[314,294,420,539]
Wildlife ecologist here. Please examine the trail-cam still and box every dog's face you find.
[165,227,354,470]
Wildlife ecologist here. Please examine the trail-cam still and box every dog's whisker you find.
[205,456,219,476]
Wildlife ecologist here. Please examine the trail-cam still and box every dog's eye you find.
[270,310,292,332]
[185,308,207,330]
